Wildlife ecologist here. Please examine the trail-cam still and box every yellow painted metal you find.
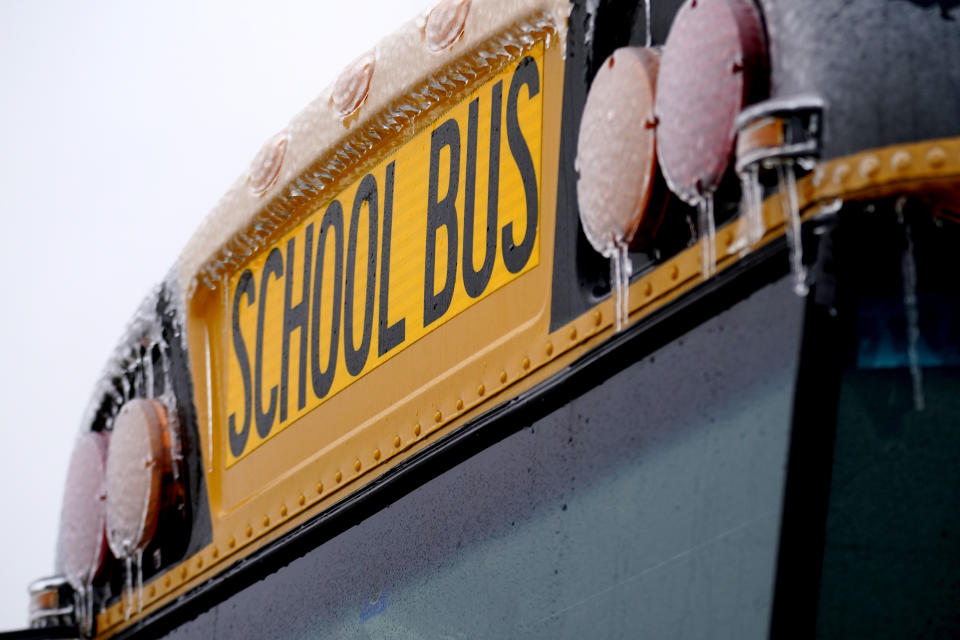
[223,45,544,465]
[94,35,960,640]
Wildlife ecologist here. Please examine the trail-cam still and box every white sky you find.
[0,0,428,629]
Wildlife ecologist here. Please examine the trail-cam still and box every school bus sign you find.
[224,45,544,464]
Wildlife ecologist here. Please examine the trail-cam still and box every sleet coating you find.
[576,47,660,256]
[655,0,766,203]
[425,0,472,51]
[56,431,109,589]
[176,0,570,305]
[105,398,167,557]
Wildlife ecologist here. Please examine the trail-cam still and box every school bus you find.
[16,0,960,638]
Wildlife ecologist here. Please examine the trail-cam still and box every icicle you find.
[898,203,925,411]
[697,195,717,279]
[123,554,134,620]
[776,163,808,295]
[608,238,632,332]
[75,584,91,638]
[135,549,145,614]
[644,0,652,47]
[741,165,765,249]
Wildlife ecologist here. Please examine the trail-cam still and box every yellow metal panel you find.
[221,45,544,466]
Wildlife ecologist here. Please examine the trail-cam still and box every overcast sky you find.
[0,0,427,629]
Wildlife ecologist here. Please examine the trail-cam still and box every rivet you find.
[670,265,679,280]
[335,471,343,483]
[859,155,880,179]
[500,371,508,384]
[434,410,443,423]
[724,230,734,247]
[927,146,947,168]
[414,423,422,436]
[316,482,324,494]
[569,327,578,340]
[280,504,288,517]
[332,50,376,117]
[456,399,464,411]
[181,567,188,580]
[593,310,602,326]
[890,150,912,171]
[522,356,531,370]
[354,459,362,472]
[196,557,203,569]
[373,448,381,461]
[228,537,236,549]
[148,585,156,598]
[833,163,851,185]
[247,130,288,196]
[546,342,554,356]
[299,493,307,506]
[394,435,402,448]
[425,0,471,51]
[245,525,253,538]
[813,166,826,187]
[644,281,653,296]
[262,515,270,527]
[165,576,171,588]
[212,547,219,559]
[477,384,485,397]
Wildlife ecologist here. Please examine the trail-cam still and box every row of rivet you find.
[813,144,956,189]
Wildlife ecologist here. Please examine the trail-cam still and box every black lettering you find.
[344,174,379,376]
[279,224,314,423]
[228,270,255,458]
[463,82,502,297]
[502,56,539,274]
[311,200,344,399]
[255,249,283,439]
[378,162,406,356]
[424,118,460,326]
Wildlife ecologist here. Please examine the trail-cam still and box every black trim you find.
[0,628,77,640]
[113,238,791,640]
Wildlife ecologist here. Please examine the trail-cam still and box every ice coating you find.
[56,431,109,590]
[332,50,377,117]
[247,130,288,196]
[577,47,661,331]
[175,0,571,305]
[739,165,766,250]
[425,0,472,51]
[777,163,807,295]
[697,197,717,279]
[105,398,167,558]
[898,202,925,411]
[576,47,660,255]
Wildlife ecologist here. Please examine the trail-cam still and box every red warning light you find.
[655,0,768,203]
[55,430,110,589]
[105,399,171,558]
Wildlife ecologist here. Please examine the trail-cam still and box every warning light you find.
[655,0,768,278]
[577,46,665,332]
[55,430,109,589]
[105,398,171,558]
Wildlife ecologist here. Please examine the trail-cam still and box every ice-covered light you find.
[576,47,663,331]
[332,50,376,117]
[105,398,169,558]
[655,0,768,278]
[55,430,109,589]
